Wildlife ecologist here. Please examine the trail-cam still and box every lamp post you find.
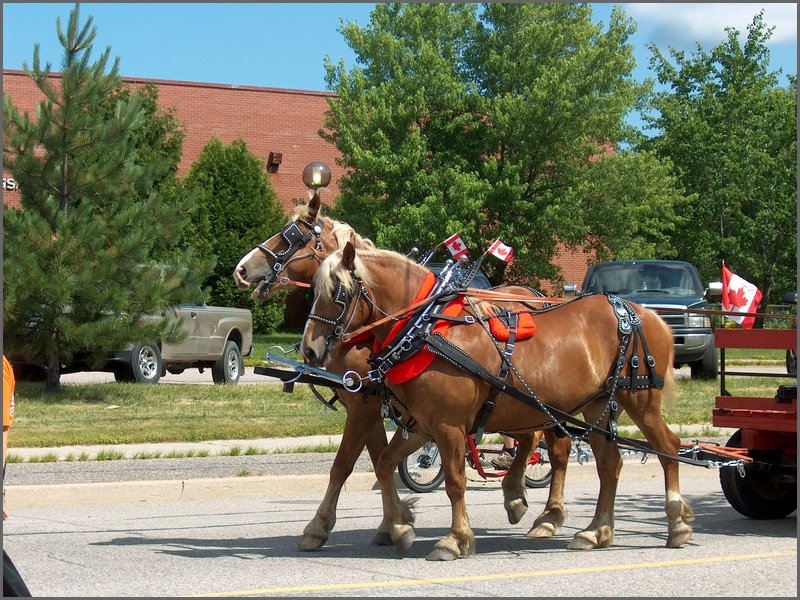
[302,161,331,191]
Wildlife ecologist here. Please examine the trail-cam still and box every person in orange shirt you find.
[3,354,32,597]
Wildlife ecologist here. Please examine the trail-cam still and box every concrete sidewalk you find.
[8,424,732,462]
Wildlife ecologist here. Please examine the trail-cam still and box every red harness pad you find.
[376,275,536,384]
[488,312,537,341]
[378,272,465,384]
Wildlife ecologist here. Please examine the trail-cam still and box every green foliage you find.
[322,3,684,288]
[97,82,185,186]
[640,11,797,303]
[183,137,288,333]
[563,150,691,261]
[2,4,211,390]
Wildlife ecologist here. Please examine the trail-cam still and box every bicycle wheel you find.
[524,441,553,488]
[398,440,445,493]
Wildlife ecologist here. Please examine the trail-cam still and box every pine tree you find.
[183,137,288,333]
[3,4,211,390]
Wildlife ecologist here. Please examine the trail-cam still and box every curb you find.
[5,472,381,509]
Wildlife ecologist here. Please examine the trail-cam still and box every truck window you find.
[588,264,703,296]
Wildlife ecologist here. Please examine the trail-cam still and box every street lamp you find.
[302,161,331,190]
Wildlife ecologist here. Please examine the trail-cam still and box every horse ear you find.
[307,191,321,221]
[342,241,356,270]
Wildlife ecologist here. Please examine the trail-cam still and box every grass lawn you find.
[10,370,792,450]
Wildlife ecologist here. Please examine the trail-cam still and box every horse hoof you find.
[526,522,557,538]
[371,531,393,546]
[296,536,326,551]
[506,498,528,525]
[426,547,459,561]
[667,527,693,548]
[568,532,599,550]
[394,528,416,556]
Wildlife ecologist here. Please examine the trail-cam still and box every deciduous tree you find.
[322,3,685,288]
[183,138,288,333]
[641,11,796,305]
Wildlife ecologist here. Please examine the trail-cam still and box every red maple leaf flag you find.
[443,233,469,260]
[721,263,763,329]
[487,239,514,262]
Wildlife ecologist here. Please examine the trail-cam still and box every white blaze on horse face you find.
[302,294,329,367]
[233,246,262,288]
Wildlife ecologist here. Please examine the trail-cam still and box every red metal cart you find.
[712,328,796,518]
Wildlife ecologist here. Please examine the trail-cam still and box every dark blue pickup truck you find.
[568,260,720,379]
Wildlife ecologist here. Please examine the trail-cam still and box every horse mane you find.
[292,203,375,250]
[313,247,417,302]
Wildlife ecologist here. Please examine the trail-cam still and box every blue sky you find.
[3,3,796,100]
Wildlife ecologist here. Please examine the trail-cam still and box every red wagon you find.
[712,327,796,519]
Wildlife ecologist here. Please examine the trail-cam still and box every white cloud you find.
[624,3,797,47]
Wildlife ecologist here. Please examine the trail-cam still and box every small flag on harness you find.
[487,239,513,262]
[443,233,469,260]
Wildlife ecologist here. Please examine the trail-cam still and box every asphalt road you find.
[3,460,796,597]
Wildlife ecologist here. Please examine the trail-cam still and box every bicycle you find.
[398,433,553,493]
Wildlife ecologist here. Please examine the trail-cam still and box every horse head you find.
[232,192,374,300]
[301,242,426,367]
[302,242,372,367]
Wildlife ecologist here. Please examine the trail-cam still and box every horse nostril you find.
[304,346,317,363]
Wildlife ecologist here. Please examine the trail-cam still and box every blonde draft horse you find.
[301,243,694,561]
[232,195,573,550]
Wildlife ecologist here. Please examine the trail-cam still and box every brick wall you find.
[2,70,343,214]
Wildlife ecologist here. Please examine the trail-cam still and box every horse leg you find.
[297,393,385,550]
[374,431,428,556]
[427,427,476,561]
[527,430,570,538]
[568,430,621,550]
[501,431,533,525]
[625,393,694,548]
[368,418,418,547]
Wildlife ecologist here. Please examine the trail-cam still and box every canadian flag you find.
[443,233,469,260]
[487,239,514,262]
[722,263,762,329]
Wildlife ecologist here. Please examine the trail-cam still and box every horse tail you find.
[651,310,677,413]
[662,360,677,413]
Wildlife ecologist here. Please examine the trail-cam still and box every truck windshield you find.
[586,264,703,296]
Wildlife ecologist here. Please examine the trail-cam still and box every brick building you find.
[3,69,592,324]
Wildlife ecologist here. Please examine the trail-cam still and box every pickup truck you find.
[566,260,719,379]
[14,305,253,385]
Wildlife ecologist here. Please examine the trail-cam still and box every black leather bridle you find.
[253,218,324,294]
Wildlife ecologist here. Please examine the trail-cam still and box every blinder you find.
[308,269,367,354]
[254,218,323,293]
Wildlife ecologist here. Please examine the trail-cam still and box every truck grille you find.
[640,303,688,328]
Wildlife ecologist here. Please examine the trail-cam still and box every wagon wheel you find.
[524,441,553,488]
[719,429,797,519]
[398,440,445,493]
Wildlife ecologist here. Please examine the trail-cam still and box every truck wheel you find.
[212,340,243,385]
[690,344,717,380]
[115,343,162,384]
[719,430,797,519]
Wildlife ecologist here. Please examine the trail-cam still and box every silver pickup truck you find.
[110,305,254,384]
[13,305,254,385]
